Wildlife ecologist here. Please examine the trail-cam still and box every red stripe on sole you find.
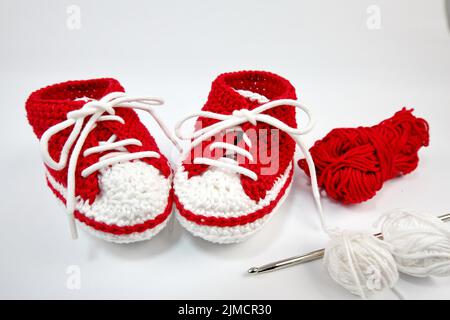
[46,179,173,235]
[174,165,294,227]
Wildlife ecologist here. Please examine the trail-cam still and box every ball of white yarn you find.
[324,230,399,299]
[379,210,450,277]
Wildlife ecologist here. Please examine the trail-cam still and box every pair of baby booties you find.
[26,70,430,245]
[26,70,308,244]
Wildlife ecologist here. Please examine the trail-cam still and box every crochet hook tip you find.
[247,267,260,274]
[248,263,284,274]
[247,248,327,275]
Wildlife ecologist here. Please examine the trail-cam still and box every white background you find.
[1,0,449,299]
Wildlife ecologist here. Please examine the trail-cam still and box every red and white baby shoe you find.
[26,78,180,243]
[174,71,315,243]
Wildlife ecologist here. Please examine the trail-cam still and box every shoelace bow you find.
[174,90,327,228]
[40,91,182,239]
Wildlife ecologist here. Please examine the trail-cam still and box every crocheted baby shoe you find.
[26,78,181,243]
[174,71,315,243]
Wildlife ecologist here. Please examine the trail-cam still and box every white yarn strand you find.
[40,92,182,239]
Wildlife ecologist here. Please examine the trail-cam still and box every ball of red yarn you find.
[298,108,429,204]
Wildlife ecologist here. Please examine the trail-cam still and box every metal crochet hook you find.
[248,212,450,275]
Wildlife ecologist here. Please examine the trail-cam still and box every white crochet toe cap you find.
[80,161,171,226]
[174,166,262,217]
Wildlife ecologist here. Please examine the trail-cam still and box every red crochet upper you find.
[26,78,171,204]
[182,71,297,202]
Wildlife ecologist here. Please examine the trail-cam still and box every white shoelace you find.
[40,91,182,239]
[174,90,327,228]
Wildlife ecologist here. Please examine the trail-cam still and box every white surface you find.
[1,0,450,299]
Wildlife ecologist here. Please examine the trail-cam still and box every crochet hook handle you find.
[247,212,450,275]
